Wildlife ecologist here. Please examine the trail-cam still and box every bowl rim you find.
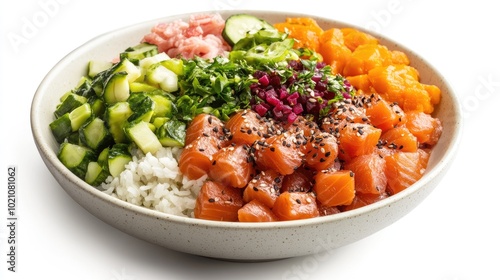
[31,9,463,230]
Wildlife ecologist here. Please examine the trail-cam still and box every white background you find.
[1,0,499,279]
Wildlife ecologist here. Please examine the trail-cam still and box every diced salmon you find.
[313,170,356,207]
[284,115,319,137]
[328,100,368,124]
[404,111,443,146]
[185,113,225,145]
[178,135,220,180]
[317,203,341,216]
[344,153,387,194]
[194,181,243,221]
[380,126,418,153]
[385,149,430,195]
[238,200,279,222]
[243,170,283,209]
[338,122,382,161]
[272,192,319,221]
[365,97,405,132]
[302,132,339,171]
[281,167,314,193]
[225,109,267,145]
[254,131,304,175]
[208,144,255,188]
[341,192,389,211]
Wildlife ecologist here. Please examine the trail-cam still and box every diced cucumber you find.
[156,119,186,147]
[120,43,158,65]
[54,93,87,118]
[130,82,159,93]
[97,147,110,168]
[145,63,178,92]
[125,120,162,154]
[79,117,112,151]
[85,161,110,186]
[66,132,81,145]
[152,117,168,129]
[222,14,277,46]
[73,76,94,98]
[113,58,142,83]
[107,144,132,177]
[160,58,184,76]
[105,101,132,143]
[103,71,130,104]
[139,52,170,70]
[69,103,92,131]
[88,60,113,78]
[50,103,92,143]
[149,94,174,118]
[127,93,155,123]
[89,98,105,118]
[57,142,95,179]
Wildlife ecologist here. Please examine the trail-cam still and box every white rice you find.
[100,147,206,218]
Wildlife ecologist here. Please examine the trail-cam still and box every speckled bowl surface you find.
[31,10,462,261]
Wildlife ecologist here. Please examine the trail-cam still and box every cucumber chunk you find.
[85,161,110,186]
[79,117,113,151]
[57,142,95,179]
[105,101,133,143]
[125,120,162,154]
[103,71,130,104]
[222,14,276,46]
[107,144,132,177]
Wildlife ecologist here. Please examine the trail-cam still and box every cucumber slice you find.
[79,117,112,151]
[57,142,95,179]
[222,14,276,46]
[107,144,132,177]
[105,101,133,143]
[85,161,110,186]
[125,120,162,154]
[103,71,130,104]
[88,60,113,78]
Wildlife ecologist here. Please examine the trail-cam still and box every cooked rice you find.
[100,147,206,217]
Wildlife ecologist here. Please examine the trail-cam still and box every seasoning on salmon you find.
[194,181,244,221]
[272,191,319,221]
[344,153,387,195]
[178,135,220,180]
[243,170,283,209]
[225,109,267,145]
[184,113,226,146]
[254,131,305,175]
[209,144,255,188]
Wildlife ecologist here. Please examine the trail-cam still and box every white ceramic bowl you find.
[31,10,462,261]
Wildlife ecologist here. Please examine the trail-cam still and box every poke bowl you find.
[31,10,462,261]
